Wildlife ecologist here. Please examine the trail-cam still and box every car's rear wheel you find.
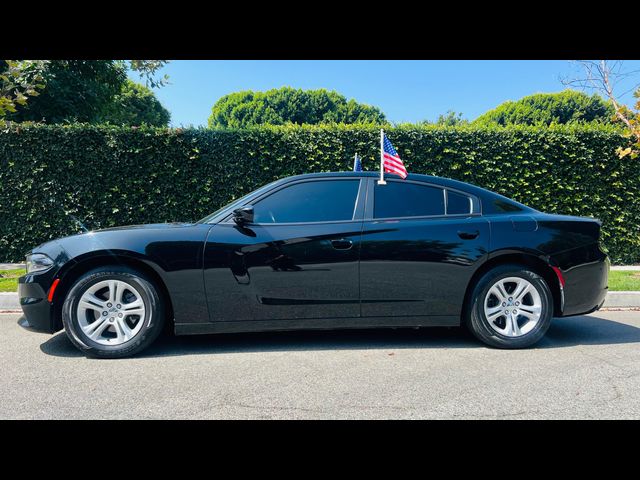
[465,264,553,349]
[62,266,164,358]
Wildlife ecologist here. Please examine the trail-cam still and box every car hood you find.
[91,222,197,233]
[30,223,198,254]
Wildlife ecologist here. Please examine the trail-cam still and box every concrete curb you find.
[0,263,25,270]
[0,291,639,313]
[602,291,640,308]
[0,293,20,310]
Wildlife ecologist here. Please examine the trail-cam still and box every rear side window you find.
[447,190,472,215]
[253,179,360,223]
[374,182,445,218]
[491,199,523,213]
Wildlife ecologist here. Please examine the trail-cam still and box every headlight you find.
[26,253,54,274]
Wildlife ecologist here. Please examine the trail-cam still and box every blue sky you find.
[127,60,640,127]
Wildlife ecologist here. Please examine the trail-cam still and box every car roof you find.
[279,171,484,193]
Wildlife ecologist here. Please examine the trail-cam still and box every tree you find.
[0,60,48,126]
[9,60,128,123]
[129,60,169,88]
[98,79,170,127]
[562,60,640,158]
[5,60,169,125]
[208,87,386,128]
[435,110,468,126]
[473,90,615,126]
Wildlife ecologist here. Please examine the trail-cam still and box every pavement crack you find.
[575,347,625,370]
[575,347,633,403]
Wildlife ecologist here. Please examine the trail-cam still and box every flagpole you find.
[378,128,386,185]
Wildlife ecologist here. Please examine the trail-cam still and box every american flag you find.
[382,132,407,179]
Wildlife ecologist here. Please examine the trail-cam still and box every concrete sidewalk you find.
[602,292,640,308]
[0,293,20,310]
[0,264,24,270]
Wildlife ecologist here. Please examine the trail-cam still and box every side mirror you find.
[232,206,254,225]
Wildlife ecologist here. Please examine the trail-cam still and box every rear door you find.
[203,177,365,322]
[359,178,489,319]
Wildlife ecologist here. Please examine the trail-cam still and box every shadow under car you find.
[37,314,640,359]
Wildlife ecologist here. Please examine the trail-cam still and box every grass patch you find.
[0,269,25,292]
[609,270,640,291]
[0,267,637,294]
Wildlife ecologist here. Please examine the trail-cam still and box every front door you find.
[203,178,365,322]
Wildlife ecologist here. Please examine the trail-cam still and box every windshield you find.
[196,180,280,224]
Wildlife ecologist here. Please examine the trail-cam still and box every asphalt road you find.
[1,310,639,419]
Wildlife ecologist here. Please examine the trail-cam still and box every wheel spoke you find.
[105,280,113,303]
[108,280,124,304]
[519,304,541,315]
[115,281,123,304]
[496,282,509,300]
[114,318,133,342]
[489,287,507,303]
[486,305,503,319]
[82,317,110,339]
[513,282,531,301]
[502,313,512,335]
[122,299,143,310]
[82,317,106,334]
[90,321,111,340]
[79,293,106,312]
[122,299,144,317]
[504,313,521,336]
[511,280,523,298]
[519,310,538,321]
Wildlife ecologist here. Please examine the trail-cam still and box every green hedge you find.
[1,124,638,264]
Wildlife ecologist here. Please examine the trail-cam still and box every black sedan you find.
[18,172,609,358]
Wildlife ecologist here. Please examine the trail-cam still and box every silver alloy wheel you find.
[483,276,542,337]
[76,279,146,346]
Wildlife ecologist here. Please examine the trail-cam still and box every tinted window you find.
[374,182,445,218]
[253,180,360,223]
[447,190,472,215]
[491,199,523,213]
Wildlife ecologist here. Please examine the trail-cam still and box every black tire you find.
[464,264,553,349]
[62,266,165,358]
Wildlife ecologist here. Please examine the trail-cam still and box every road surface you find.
[1,310,639,419]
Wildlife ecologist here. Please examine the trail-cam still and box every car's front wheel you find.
[62,266,165,358]
[465,264,553,349]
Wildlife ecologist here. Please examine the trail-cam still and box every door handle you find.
[331,238,353,250]
[457,230,479,240]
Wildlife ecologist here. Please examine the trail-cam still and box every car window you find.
[491,199,523,213]
[447,190,472,215]
[374,182,445,218]
[198,180,279,223]
[253,180,360,223]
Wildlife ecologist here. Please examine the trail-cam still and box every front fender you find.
[51,224,213,325]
